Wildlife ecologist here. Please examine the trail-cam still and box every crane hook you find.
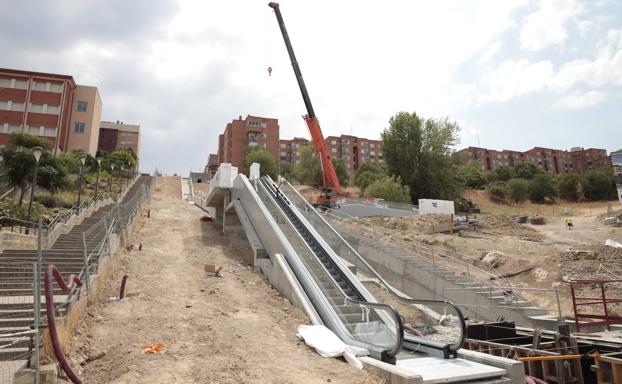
[267,66,272,76]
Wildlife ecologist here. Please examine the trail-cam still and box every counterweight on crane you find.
[268,2,347,206]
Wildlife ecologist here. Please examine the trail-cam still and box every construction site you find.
[1,2,621,384]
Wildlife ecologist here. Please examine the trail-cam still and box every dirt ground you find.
[67,176,376,384]
[357,194,622,319]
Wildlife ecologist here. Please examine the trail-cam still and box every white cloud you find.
[478,59,554,103]
[555,90,606,108]
[520,0,586,51]
[477,41,502,64]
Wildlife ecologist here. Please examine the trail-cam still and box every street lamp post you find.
[94,157,102,197]
[126,164,131,188]
[109,164,114,193]
[26,147,43,228]
[76,154,87,211]
[118,166,124,194]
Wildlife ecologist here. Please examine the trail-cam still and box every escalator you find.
[256,176,466,363]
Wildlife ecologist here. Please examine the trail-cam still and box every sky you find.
[1,0,621,174]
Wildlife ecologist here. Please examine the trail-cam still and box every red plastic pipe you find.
[44,265,83,384]
[119,274,128,299]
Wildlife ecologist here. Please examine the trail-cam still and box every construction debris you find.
[204,264,223,277]
[529,215,545,225]
[489,265,534,280]
[143,342,166,354]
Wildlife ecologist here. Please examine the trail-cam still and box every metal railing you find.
[322,207,563,320]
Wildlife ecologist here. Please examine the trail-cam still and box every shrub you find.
[529,173,558,202]
[582,170,616,201]
[507,178,529,203]
[34,194,73,208]
[487,181,508,201]
[457,161,487,189]
[558,173,581,201]
[363,176,411,204]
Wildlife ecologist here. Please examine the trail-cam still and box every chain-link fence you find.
[0,262,39,384]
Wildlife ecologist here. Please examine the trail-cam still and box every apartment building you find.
[324,135,383,174]
[458,146,611,174]
[66,85,102,155]
[277,134,383,175]
[0,68,102,155]
[98,121,141,156]
[279,137,309,164]
[215,115,279,173]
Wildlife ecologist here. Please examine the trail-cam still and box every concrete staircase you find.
[0,175,151,362]
[332,223,560,331]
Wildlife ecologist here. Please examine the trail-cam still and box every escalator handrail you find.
[260,177,404,359]
[275,176,467,351]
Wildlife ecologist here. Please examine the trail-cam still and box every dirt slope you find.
[68,176,372,383]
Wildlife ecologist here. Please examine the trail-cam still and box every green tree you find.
[457,161,487,189]
[0,134,69,206]
[494,166,514,182]
[110,148,137,172]
[529,173,558,202]
[243,146,277,179]
[57,153,81,174]
[332,157,349,187]
[507,178,529,203]
[294,144,322,186]
[364,176,411,203]
[487,181,508,201]
[354,163,387,193]
[582,170,616,200]
[558,173,581,201]
[381,112,462,201]
[279,162,295,181]
[514,162,542,179]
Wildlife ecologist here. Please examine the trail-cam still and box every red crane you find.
[268,2,347,206]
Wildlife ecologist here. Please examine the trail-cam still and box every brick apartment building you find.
[279,135,383,175]
[208,114,384,176]
[0,68,102,155]
[98,121,141,157]
[215,115,279,173]
[279,137,310,165]
[324,135,383,174]
[459,146,611,174]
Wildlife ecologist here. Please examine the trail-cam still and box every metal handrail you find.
[277,177,466,352]
[322,209,563,318]
[260,178,404,359]
[326,210,515,291]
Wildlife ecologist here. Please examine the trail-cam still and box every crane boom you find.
[268,2,343,198]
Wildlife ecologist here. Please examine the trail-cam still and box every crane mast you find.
[268,2,343,202]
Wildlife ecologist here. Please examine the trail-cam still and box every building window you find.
[331,148,337,153]
[74,122,86,133]
[331,140,337,145]
[280,143,286,149]
[247,120,267,128]
[11,102,24,112]
[77,101,88,112]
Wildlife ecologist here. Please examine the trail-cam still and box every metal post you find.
[33,218,43,384]
[94,163,101,197]
[82,233,90,305]
[26,160,40,228]
[76,164,84,212]
[555,286,563,323]
[103,217,110,256]
[600,283,611,331]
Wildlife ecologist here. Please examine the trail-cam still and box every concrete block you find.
[359,356,423,384]
[13,364,57,384]
[458,349,525,384]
